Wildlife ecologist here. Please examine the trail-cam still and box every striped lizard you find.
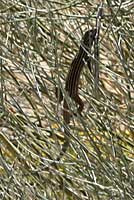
[56,29,96,160]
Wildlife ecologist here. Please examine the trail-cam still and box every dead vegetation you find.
[0,0,134,199]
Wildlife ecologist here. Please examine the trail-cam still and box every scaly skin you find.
[57,29,96,160]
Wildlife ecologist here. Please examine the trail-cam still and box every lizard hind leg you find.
[63,100,72,124]
[73,95,84,115]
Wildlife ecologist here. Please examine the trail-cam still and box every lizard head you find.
[82,29,97,47]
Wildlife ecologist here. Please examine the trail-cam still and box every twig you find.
[94,1,103,98]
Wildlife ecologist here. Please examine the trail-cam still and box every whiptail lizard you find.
[56,29,96,160]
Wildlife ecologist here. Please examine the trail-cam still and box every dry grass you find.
[0,0,134,199]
